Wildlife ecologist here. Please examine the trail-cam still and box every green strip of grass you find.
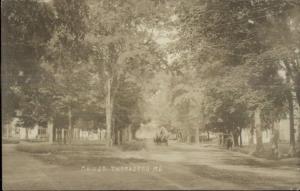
[15,143,112,154]
[3,139,20,144]
[120,140,147,151]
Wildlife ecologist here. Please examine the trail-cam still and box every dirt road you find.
[3,143,300,190]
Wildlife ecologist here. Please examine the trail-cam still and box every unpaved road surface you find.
[3,143,300,190]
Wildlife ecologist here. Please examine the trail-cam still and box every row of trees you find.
[2,0,299,154]
[2,0,169,146]
[166,0,300,155]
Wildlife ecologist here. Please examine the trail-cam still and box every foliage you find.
[2,0,55,125]
[3,0,298,149]
[170,0,300,136]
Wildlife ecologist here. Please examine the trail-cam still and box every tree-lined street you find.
[2,0,300,190]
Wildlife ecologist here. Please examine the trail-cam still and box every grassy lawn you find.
[16,140,146,153]
[119,140,147,151]
[15,141,151,169]
[17,143,107,153]
[229,142,300,160]
[2,138,20,144]
[35,153,150,168]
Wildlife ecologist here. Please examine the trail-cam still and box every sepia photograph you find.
[1,0,300,190]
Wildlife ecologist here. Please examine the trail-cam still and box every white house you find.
[241,128,272,145]
[3,118,20,139]
[241,116,300,146]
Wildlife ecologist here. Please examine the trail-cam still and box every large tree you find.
[171,0,298,151]
[41,0,92,143]
[87,0,167,146]
[1,0,55,129]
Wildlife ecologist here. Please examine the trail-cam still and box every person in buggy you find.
[154,125,169,145]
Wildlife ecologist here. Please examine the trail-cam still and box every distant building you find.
[241,107,300,145]
[3,117,48,140]
[241,128,272,145]
[3,118,20,139]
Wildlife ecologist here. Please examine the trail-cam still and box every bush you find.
[120,140,146,151]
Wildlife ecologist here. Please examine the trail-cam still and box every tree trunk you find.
[222,133,226,145]
[207,130,210,141]
[249,116,255,145]
[128,124,132,142]
[47,118,54,144]
[121,128,126,143]
[76,128,79,141]
[288,93,296,156]
[68,105,72,144]
[233,131,239,147]
[132,126,137,140]
[294,71,300,108]
[187,131,191,144]
[219,133,222,145]
[284,61,297,155]
[97,128,101,141]
[6,125,9,139]
[239,128,242,147]
[25,128,29,140]
[195,128,199,144]
[272,121,280,159]
[200,109,206,143]
[120,129,124,144]
[112,116,116,144]
[106,78,113,147]
[117,130,121,145]
[55,128,58,143]
[255,109,264,153]
[62,129,65,144]
[298,116,300,143]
